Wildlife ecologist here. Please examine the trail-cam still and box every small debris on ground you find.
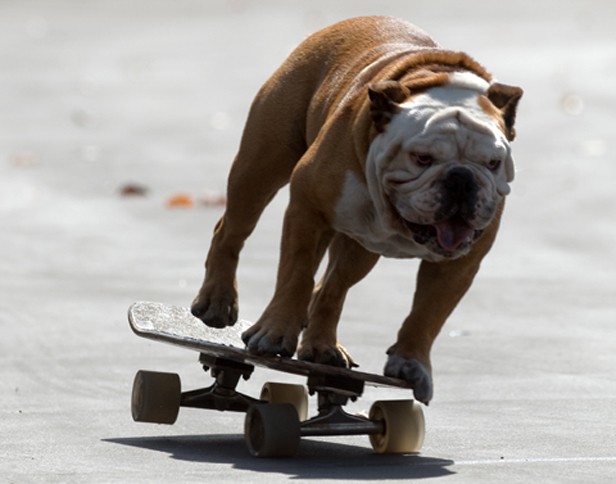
[118,183,225,208]
[167,193,195,208]
[199,191,226,207]
[119,183,149,197]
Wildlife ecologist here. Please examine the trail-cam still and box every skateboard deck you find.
[128,301,425,457]
[129,301,412,389]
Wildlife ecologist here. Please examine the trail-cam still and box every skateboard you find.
[128,301,425,457]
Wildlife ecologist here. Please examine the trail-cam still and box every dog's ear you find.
[487,83,523,141]
[368,81,411,133]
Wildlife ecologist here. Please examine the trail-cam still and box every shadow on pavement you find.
[105,434,455,480]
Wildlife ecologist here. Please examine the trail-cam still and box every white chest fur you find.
[332,171,436,260]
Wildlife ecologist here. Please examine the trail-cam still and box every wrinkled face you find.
[366,76,519,259]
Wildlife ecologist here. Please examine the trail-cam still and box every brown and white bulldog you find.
[191,16,522,405]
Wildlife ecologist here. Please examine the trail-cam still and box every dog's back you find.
[256,17,439,144]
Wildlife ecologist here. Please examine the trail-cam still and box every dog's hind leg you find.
[191,92,307,328]
[297,233,380,367]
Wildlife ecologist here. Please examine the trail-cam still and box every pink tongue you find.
[434,220,475,252]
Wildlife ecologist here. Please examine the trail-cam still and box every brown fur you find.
[191,16,522,404]
[478,94,507,134]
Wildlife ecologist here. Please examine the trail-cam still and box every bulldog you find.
[191,16,522,405]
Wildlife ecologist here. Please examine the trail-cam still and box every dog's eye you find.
[487,159,501,171]
[410,152,434,167]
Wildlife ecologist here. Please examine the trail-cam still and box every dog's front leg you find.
[385,207,503,404]
[242,203,333,357]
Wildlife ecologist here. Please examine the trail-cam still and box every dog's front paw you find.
[241,321,299,358]
[384,353,433,405]
[191,286,238,328]
[298,340,357,368]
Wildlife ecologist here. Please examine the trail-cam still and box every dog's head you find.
[366,70,522,259]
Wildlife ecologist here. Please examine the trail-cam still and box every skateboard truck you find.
[184,357,384,440]
[301,374,384,437]
[179,354,259,412]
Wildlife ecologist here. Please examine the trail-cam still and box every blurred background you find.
[1,1,614,481]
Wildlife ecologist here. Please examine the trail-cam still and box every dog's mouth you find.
[403,217,482,255]
[386,194,484,256]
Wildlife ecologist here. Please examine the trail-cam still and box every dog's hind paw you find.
[384,354,433,405]
[298,341,358,368]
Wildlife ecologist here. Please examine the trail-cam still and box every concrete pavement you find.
[1,1,615,482]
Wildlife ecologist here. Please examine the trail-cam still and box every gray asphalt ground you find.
[2,0,615,482]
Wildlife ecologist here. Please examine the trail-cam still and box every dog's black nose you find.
[444,167,475,194]
[440,167,478,220]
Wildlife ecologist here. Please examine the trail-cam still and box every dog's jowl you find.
[191,16,522,405]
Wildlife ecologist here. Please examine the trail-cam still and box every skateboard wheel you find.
[260,382,309,421]
[131,370,181,424]
[244,404,301,458]
[369,400,425,454]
